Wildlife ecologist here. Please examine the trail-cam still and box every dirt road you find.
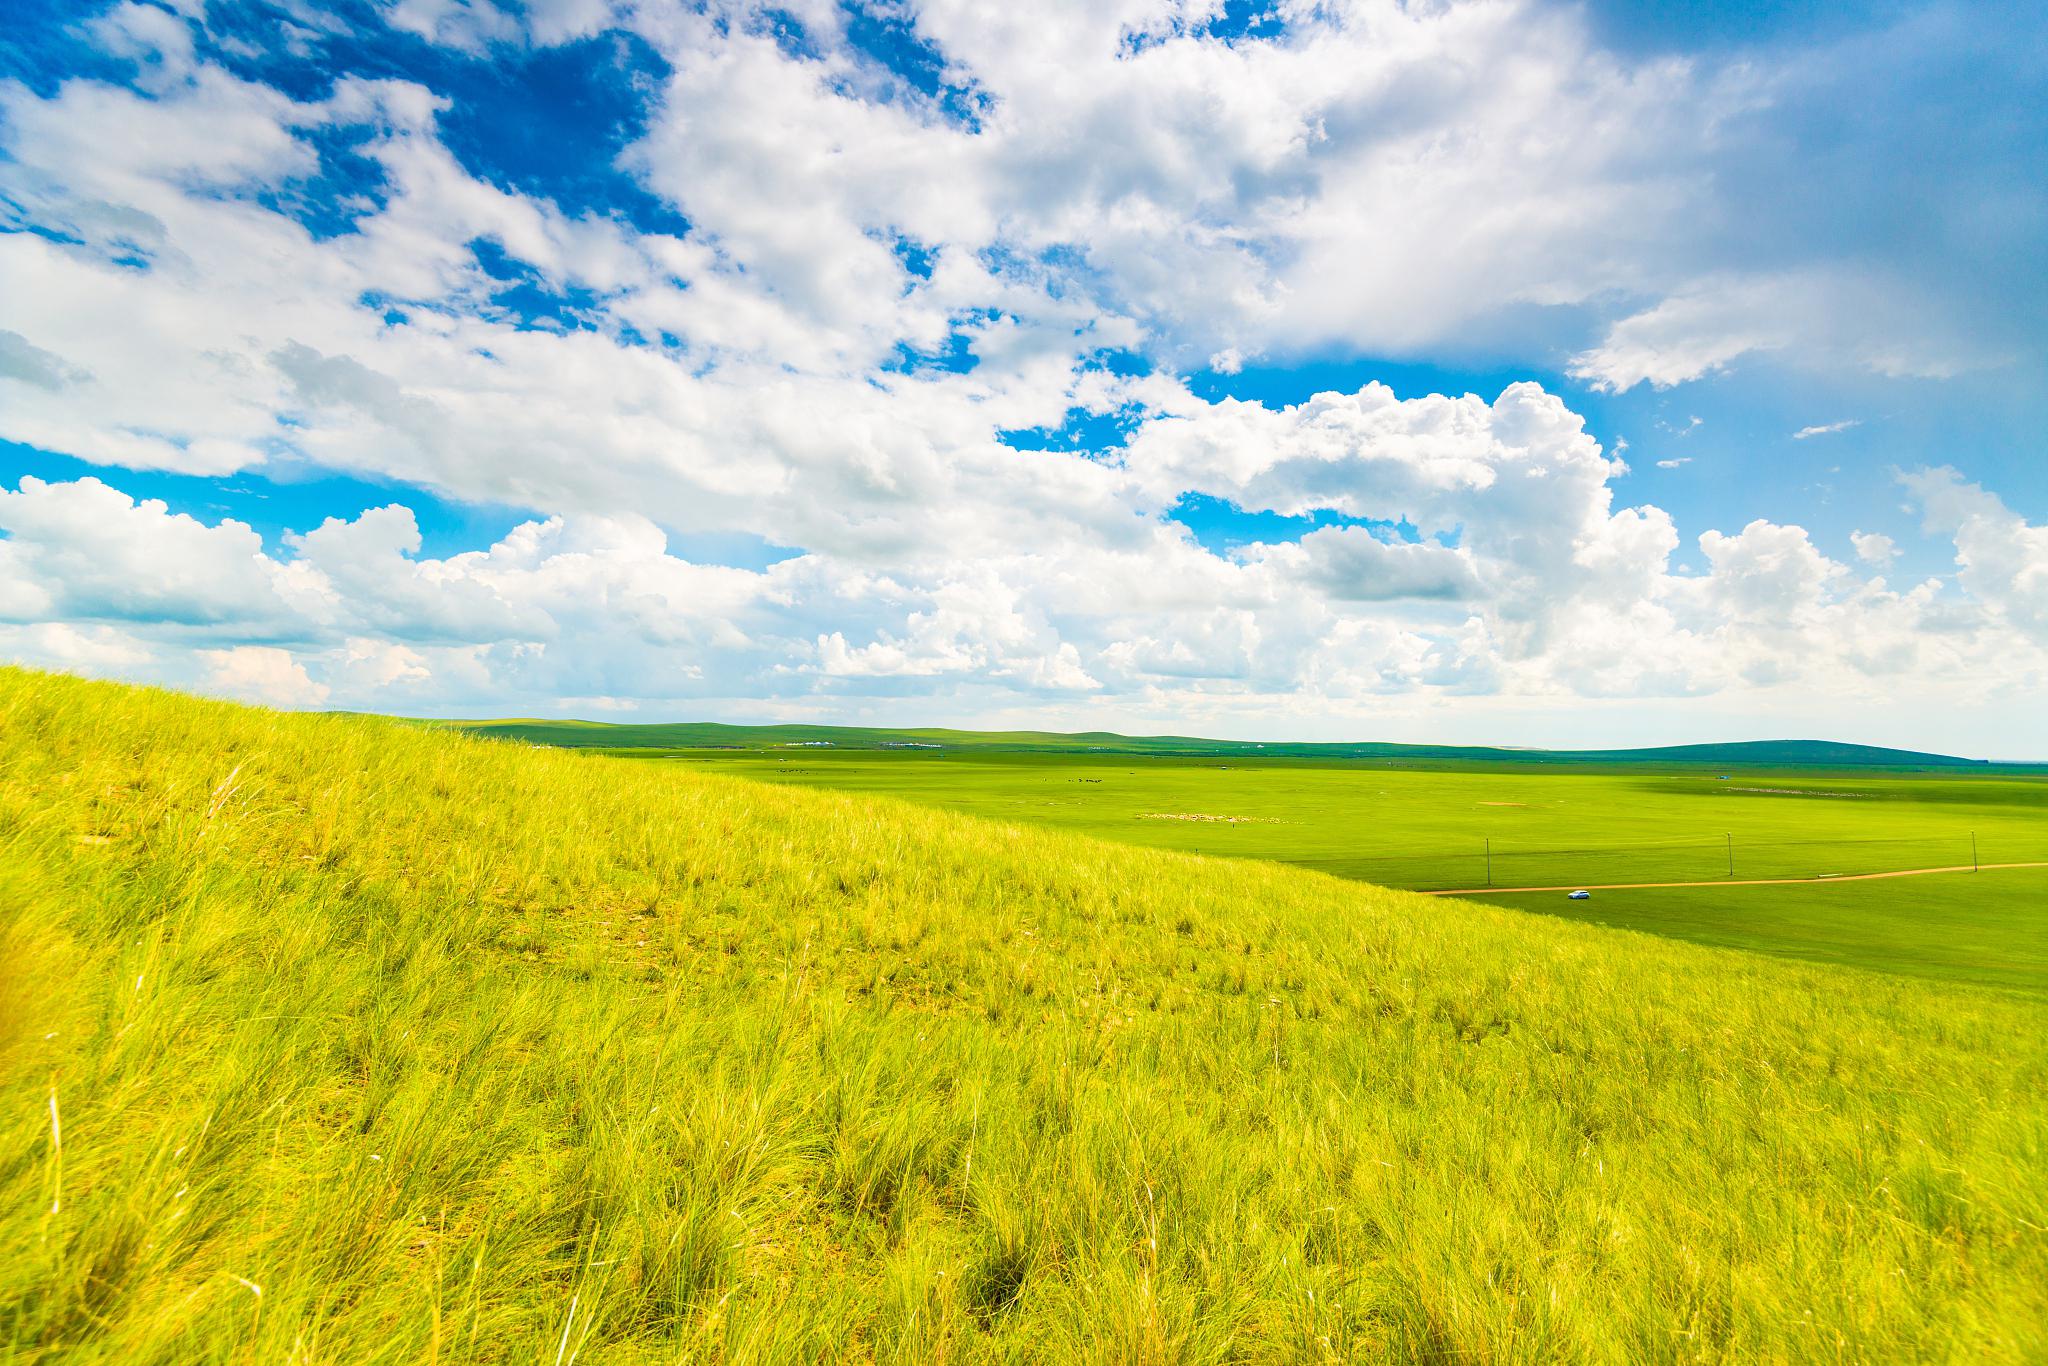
[1423,861,2048,897]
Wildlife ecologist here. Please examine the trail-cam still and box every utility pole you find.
[1725,833,1734,878]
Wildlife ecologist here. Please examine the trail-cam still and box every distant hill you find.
[441,718,1987,768]
[1577,739,1985,767]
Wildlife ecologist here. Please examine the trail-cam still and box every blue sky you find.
[1,0,2044,753]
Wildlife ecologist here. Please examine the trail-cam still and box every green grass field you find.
[5,667,2047,1361]
[602,750,2048,993]
[1480,868,2048,991]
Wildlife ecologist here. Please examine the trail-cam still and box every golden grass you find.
[1,666,2044,1362]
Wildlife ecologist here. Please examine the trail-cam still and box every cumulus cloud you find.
[2,0,2024,500]
[0,0,2042,741]
[381,0,522,53]
[1250,527,1480,605]
[0,477,303,627]
[1850,530,1898,567]
[1120,380,1666,664]
[1902,468,2048,645]
[8,404,2042,731]
[201,645,331,706]
[0,622,155,675]
[1697,520,1843,620]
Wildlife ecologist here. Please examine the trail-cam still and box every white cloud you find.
[33,368,2048,738]
[1569,274,1980,393]
[1250,527,1480,604]
[0,1,2041,745]
[1697,520,1843,620]
[382,0,521,52]
[201,645,331,706]
[381,1,2009,385]
[6,398,2045,732]
[1655,457,1691,469]
[0,330,89,390]
[1850,530,1898,567]
[1119,380,1658,665]
[0,477,303,627]
[0,622,155,675]
[1795,420,1861,439]
[1902,468,2048,645]
[336,637,433,691]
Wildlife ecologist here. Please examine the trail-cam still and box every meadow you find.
[4,667,2047,1362]
[616,750,2048,992]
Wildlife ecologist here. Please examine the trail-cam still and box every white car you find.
[1567,889,1591,900]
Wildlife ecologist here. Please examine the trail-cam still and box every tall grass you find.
[1,666,2044,1362]
[645,748,2048,986]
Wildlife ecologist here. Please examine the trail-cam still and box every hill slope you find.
[3,668,2044,1362]
[446,717,1986,767]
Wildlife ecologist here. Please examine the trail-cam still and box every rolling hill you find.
[4,667,2043,1361]
[443,717,1990,768]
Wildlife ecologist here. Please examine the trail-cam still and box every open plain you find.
[8,669,2045,1361]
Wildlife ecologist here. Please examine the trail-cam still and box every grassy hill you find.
[443,717,1992,768]
[4,667,2045,1362]
[658,750,2048,993]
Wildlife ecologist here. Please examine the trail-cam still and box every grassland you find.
[4,666,2047,1361]
[1478,867,2048,991]
[445,718,1992,769]
[612,751,2048,992]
